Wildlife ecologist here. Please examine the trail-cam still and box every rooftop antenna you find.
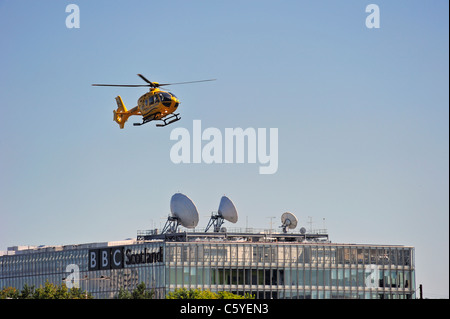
[308,216,313,233]
[205,196,238,232]
[162,193,199,234]
[267,216,276,233]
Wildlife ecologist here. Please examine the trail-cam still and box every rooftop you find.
[137,227,330,243]
[0,227,413,257]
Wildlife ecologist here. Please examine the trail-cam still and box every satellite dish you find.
[218,196,238,223]
[170,193,199,228]
[300,227,307,234]
[162,193,199,233]
[205,195,239,232]
[281,212,298,233]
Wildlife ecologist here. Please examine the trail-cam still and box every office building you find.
[0,228,416,299]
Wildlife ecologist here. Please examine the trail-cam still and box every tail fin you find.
[113,96,131,129]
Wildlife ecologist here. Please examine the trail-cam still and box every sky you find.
[0,0,448,298]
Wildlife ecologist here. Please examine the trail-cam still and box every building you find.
[0,228,416,299]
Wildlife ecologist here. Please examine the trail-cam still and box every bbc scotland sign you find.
[88,246,163,271]
[125,247,164,265]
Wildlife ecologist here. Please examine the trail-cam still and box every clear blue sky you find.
[0,0,448,298]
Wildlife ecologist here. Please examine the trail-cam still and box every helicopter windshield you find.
[159,92,172,107]
[159,92,172,101]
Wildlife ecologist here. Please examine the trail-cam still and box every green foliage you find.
[2,283,252,300]
[117,287,133,299]
[217,290,255,299]
[116,282,154,299]
[0,281,92,299]
[0,286,20,299]
[166,288,254,299]
[20,284,34,299]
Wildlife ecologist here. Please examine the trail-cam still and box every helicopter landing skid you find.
[134,113,180,127]
[156,113,181,127]
[133,118,152,126]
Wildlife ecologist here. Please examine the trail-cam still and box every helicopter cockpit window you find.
[169,92,177,99]
[159,92,172,107]
[159,92,172,101]
[148,96,155,105]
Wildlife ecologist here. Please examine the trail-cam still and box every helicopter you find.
[92,74,215,128]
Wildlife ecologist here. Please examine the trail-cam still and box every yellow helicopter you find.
[92,74,215,128]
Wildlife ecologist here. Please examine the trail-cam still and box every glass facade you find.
[164,242,415,299]
[0,239,416,299]
[0,242,166,299]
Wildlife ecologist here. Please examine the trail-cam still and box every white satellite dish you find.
[281,212,298,233]
[205,195,239,232]
[162,193,199,233]
[218,196,239,223]
[170,193,199,228]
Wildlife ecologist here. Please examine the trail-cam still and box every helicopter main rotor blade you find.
[92,77,216,88]
[137,74,156,86]
[92,84,150,87]
[158,79,217,86]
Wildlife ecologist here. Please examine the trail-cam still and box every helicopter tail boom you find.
[113,96,139,129]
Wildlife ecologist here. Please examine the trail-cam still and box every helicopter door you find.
[141,95,157,114]
[152,94,161,106]
[148,95,156,106]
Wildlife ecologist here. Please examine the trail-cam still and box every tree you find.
[166,288,254,299]
[116,282,154,299]
[0,281,92,299]
[117,287,132,299]
[217,290,255,299]
[0,287,20,299]
[20,284,35,299]
[32,281,93,299]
